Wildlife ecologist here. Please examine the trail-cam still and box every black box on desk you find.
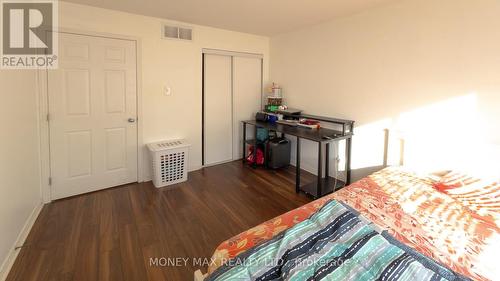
[267,138,291,169]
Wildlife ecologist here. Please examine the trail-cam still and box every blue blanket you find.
[206,200,470,281]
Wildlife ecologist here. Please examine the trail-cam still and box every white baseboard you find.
[290,157,317,176]
[0,202,43,281]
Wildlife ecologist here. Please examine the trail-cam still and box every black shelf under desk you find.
[300,177,346,198]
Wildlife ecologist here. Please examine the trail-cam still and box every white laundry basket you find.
[147,139,190,188]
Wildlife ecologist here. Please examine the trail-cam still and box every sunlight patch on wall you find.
[351,118,393,170]
[395,94,483,173]
[348,93,498,179]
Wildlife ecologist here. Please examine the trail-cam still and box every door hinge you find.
[46,114,50,122]
[48,177,52,185]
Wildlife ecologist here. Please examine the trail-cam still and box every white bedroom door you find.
[48,32,138,200]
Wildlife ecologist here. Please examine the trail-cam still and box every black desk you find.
[242,120,353,199]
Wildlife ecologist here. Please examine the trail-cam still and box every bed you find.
[197,167,499,281]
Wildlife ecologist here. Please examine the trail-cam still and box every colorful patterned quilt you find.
[208,167,499,281]
[206,200,470,281]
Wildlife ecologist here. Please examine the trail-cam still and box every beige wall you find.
[0,71,42,278]
[59,1,270,178]
[1,2,269,275]
[3,0,500,273]
[271,0,500,179]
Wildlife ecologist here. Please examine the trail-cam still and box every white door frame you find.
[38,28,144,203]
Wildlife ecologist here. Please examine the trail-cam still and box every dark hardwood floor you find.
[7,161,314,281]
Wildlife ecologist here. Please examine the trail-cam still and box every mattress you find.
[208,167,499,281]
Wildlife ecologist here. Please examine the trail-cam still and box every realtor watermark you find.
[150,257,219,268]
[149,257,351,268]
[1,0,58,69]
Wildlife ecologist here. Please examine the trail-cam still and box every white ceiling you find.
[62,0,399,36]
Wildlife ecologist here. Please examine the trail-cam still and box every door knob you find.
[128,118,136,123]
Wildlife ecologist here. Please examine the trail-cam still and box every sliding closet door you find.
[203,54,233,165]
[232,57,262,160]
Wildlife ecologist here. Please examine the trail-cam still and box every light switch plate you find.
[163,86,172,96]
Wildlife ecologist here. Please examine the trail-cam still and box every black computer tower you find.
[266,138,291,169]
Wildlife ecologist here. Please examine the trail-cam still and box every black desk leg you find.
[345,137,352,185]
[325,143,330,179]
[317,142,323,198]
[242,123,246,162]
[295,137,301,193]
[253,126,258,168]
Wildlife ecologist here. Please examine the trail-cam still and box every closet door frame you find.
[202,49,263,166]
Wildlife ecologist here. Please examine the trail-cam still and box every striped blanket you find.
[206,200,470,281]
